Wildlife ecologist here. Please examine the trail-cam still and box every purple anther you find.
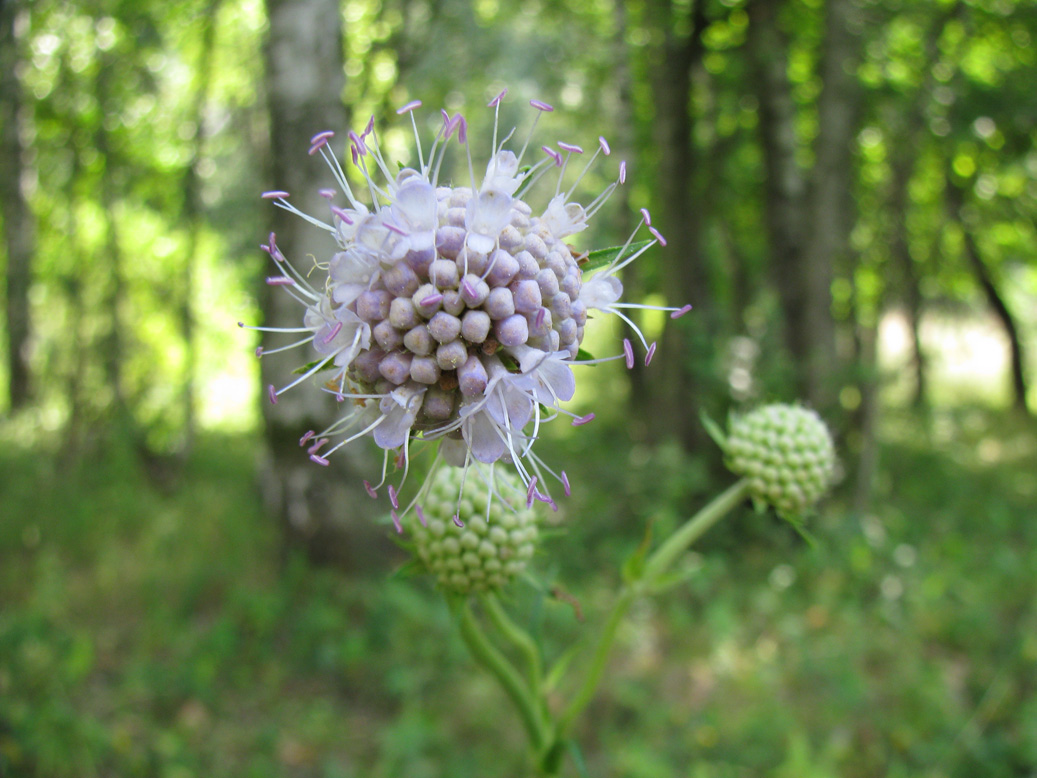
[530,99,554,112]
[535,307,546,329]
[388,484,399,510]
[558,141,583,154]
[307,438,328,455]
[649,226,667,247]
[331,206,353,225]
[488,89,507,108]
[350,145,359,165]
[336,394,345,402]
[443,113,461,140]
[384,221,407,236]
[321,321,343,344]
[541,146,562,166]
[461,278,476,299]
[255,346,263,358]
[526,477,538,509]
[308,139,328,156]
[363,480,378,499]
[561,471,571,497]
[420,293,444,307]
[645,341,657,365]
[261,190,289,199]
[268,384,278,405]
[348,130,366,155]
[453,514,464,528]
[623,338,634,369]
[299,430,315,446]
[310,130,334,145]
[572,413,595,427]
[640,207,652,226]
[396,99,422,115]
[391,510,402,533]
[319,188,336,199]
[310,454,330,466]
[619,161,627,184]
[598,136,611,155]
[266,276,295,286]
[458,116,468,144]
[416,505,427,527]
[363,115,375,137]
[238,321,245,327]
[670,304,693,319]
[268,231,278,248]
[260,244,271,254]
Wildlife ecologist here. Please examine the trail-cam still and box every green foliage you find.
[1,410,1035,775]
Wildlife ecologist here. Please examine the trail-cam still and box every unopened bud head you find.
[725,404,836,519]
[411,466,538,594]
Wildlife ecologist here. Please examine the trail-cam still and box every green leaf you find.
[621,520,654,585]
[291,358,336,375]
[645,562,702,596]
[544,641,585,693]
[512,165,535,198]
[567,739,589,778]
[700,409,727,450]
[581,239,653,273]
[576,347,596,362]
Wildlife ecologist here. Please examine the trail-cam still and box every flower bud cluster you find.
[410,467,538,594]
[342,184,588,438]
[724,404,835,518]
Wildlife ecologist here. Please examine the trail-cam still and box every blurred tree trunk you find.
[647,0,716,452]
[747,0,809,396]
[945,175,1030,414]
[888,149,927,408]
[95,50,127,416]
[748,0,859,412]
[803,0,858,412]
[178,0,222,456]
[611,0,644,414]
[262,0,385,570]
[0,0,35,411]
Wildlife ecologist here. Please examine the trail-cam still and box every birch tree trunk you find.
[0,0,34,411]
[262,0,386,569]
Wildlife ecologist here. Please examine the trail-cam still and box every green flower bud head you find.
[724,404,836,519]
[410,466,539,594]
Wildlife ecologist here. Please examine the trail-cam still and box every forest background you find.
[1,0,1036,775]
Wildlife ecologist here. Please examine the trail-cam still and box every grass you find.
[1,407,1035,777]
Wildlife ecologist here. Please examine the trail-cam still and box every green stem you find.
[456,598,548,753]
[555,478,750,739]
[641,478,750,583]
[480,592,543,690]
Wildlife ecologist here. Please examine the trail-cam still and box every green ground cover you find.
[1,409,1035,777]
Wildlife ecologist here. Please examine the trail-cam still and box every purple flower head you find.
[246,90,685,530]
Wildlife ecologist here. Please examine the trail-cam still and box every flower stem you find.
[641,478,750,583]
[480,592,543,690]
[554,478,750,740]
[456,598,548,754]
